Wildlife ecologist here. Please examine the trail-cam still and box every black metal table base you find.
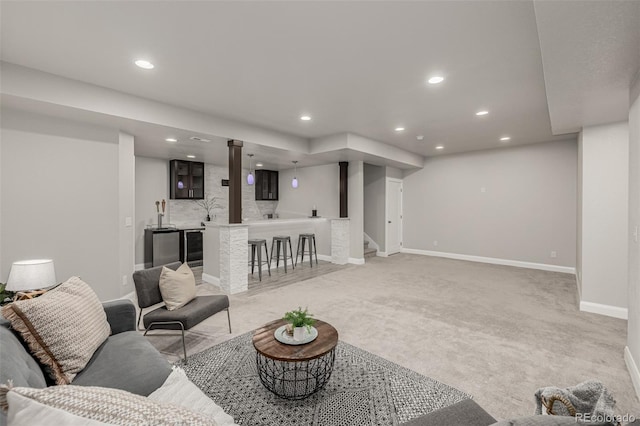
[256,349,336,400]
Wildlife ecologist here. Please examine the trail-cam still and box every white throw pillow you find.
[149,366,238,426]
[1,384,216,426]
[158,263,197,310]
[7,391,107,426]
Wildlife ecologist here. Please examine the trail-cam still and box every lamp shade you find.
[247,173,255,185]
[292,177,298,189]
[6,259,57,292]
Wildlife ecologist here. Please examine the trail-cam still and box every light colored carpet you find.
[138,254,640,421]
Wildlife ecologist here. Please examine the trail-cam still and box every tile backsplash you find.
[169,163,278,227]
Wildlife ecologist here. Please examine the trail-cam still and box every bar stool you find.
[248,239,270,281]
[296,233,318,267]
[270,236,295,273]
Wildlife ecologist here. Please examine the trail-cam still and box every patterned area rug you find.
[177,332,471,425]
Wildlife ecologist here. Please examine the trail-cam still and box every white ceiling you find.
[1,1,638,163]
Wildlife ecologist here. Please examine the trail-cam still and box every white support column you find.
[219,224,248,294]
[331,219,350,265]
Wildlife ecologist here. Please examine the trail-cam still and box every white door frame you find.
[385,178,403,255]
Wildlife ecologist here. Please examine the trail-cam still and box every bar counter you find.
[202,217,346,294]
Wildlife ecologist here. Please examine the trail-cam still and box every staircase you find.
[364,240,377,259]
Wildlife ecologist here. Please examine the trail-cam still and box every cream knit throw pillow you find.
[159,262,196,311]
[0,384,216,426]
[1,277,111,385]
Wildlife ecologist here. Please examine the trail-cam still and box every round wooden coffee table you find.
[252,319,339,400]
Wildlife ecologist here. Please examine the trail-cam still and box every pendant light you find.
[247,154,255,185]
[292,161,299,189]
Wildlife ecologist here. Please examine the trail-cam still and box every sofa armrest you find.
[401,399,496,426]
[102,300,136,334]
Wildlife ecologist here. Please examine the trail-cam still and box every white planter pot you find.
[293,326,307,342]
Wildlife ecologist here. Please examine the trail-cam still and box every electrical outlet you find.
[634,225,639,243]
[433,240,438,247]
[480,187,486,193]
[122,275,128,286]
[550,251,557,259]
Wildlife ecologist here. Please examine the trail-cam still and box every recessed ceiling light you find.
[416,135,424,141]
[134,59,154,69]
[300,115,312,121]
[435,145,444,150]
[256,163,264,167]
[500,136,511,141]
[165,138,177,143]
[475,110,489,116]
[186,155,196,159]
[428,76,444,84]
[395,127,405,132]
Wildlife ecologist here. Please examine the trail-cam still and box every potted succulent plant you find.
[283,307,316,341]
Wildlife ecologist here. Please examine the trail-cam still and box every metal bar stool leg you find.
[251,243,256,275]
[264,242,271,276]
[295,234,302,266]
[270,239,275,268]
[313,235,318,265]
[257,243,263,281]
[283,239,287,273]
[300,236,306,265]
[288,237,295,270]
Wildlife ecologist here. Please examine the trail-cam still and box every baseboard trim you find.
[580,301,628,320]
[201,272,220,286]
[349,257,365,265]
[134,263,145,271]
[400,248,576,274]
[317,254,332,262]
[625,346,640,401]
[376,252,389,257]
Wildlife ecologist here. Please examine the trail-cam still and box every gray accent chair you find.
[132,262,231,362]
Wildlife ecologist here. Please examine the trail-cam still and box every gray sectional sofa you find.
[2,298,636,426]
[0,299,172,425]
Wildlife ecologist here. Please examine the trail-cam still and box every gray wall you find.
[363,163,386,250]
[277,164,340,219]
[1,109,125,300]
[628,75,640,395]
[134,157,169,265]
[402,140,577,267]
[386,166,403,180]
[578,122,629,311]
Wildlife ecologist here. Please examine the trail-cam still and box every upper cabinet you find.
[255,170,278,200]
[170,160,204,199]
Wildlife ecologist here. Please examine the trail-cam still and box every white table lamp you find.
[6,259,57,292]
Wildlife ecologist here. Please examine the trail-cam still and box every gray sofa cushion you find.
[143,295,229,330]
[133,262,182,308]
[402,399,496,426]
[0,323,47,389]
[72,330,172,396]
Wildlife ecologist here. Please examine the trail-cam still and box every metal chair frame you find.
[137,307,232,363]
